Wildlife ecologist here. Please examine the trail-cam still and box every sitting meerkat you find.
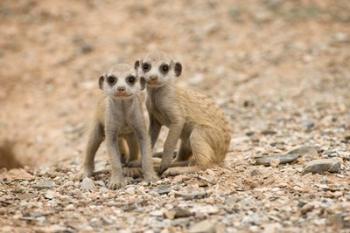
[80,64,158,189]
[134,52,231,176]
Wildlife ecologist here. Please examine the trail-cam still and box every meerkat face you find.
[99,64,145,99]
[134,54,182,88]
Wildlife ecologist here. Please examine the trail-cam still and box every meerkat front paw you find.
[123,167,142,178]
[161,168,179,177]
[144,172,159,183]
[108,176,126,190]
[159,156,172,175]
[81,177,95,191]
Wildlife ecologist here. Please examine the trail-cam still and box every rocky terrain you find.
[0,0,349,232]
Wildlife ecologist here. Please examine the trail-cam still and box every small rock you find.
[263,223,282,233]
[80,43,93,54]
[164,207,192,219]
[343,135,350,142]
[192,205,219,215]
[242,213,261,226]
[34,180,55,189]
[300,203,315,215]
[333,32,349,43]
[328,213,350,229]
[171,217,192,227]
[261,129,277,135]
[255,146,318,166]
[0,169,34,181]
[173,207,193,218]
[164,210,176,219]
[150,210,163,217]
[303,120,315,130]
[44,190,55,200]
[174,191,208,200]
[243,100,254,108]
[155,185,172,195]
[189,220,220,233]
[303,158,341,174]
[324,149,340,158]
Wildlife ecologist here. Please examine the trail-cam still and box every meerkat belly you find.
[117,124,134,136]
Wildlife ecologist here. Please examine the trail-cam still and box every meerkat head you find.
[99,64,146,99]
[134,52,182,88]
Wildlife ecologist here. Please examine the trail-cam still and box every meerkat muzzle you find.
[114,92,131,97]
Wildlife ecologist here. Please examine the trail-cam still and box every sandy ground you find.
[0,0,350,232]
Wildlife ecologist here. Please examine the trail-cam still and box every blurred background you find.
[0,0,349,169]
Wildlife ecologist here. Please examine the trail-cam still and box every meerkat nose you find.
[117,86,126,92]
[150,75,158,81]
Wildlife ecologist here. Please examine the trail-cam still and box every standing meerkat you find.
[80,64,158,189]
[134,52,231,175]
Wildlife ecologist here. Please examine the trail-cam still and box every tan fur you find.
[136,52,231,175]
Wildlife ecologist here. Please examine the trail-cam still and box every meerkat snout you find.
[117,86,126,92]
[149,75,158,81]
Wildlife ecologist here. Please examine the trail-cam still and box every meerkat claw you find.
[108,176,126,190]
[144,173,159,183]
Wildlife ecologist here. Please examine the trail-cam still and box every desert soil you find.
[0,0,349,232]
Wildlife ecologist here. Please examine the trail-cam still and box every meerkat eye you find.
[142,63,151,72]
[107,75,117,86]
[160,64,169,74]
[126,75,136,85]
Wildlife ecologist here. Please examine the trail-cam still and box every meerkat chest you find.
[148,102,171,126]
[116,113,137,134]
[117,125,133,135]
[153,104,167,123]
[147,89,178,126]
[106,105,136,135]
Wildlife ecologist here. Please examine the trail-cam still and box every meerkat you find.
[134,52,231,176]
[79,64,158,189]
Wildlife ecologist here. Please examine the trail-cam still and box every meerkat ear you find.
[134,60,140,70]
[174,62,182,77]
[98,75,104,90]
[140,77,146,90]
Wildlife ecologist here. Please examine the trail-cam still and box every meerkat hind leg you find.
[161,166,200,177]
[163,128,214,176]
[123,167,143,178]
[175,138,192,162]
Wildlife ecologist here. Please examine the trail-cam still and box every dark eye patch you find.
[159,63,169,74]
[142,62,151,72]
[107,75,117,85]
[126,75,136,85]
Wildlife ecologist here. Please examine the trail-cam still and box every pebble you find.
[174,191,209,200]
[242,213,261,226]
[34,179,55,189]
[189,220,219,233]
[44,190,55,199]
[303,158,341,174]
[164,207,193,219]
[155,185,172,195]
[255,146,318,166]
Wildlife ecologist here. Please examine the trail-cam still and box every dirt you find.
[0,0,350,232]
